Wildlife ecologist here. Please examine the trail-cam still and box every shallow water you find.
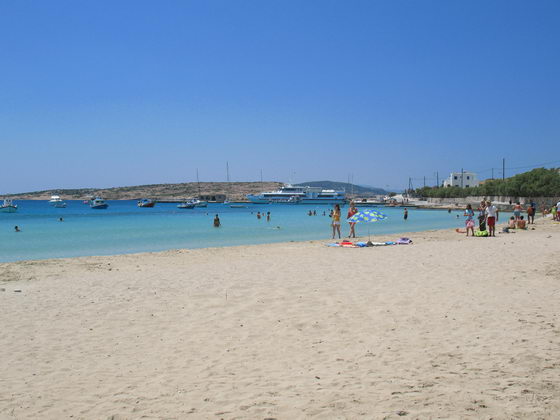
[1,201,499,262]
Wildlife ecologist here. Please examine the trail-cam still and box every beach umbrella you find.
[347,209,388,241]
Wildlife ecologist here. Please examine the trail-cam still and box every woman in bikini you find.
[332,204,341,239]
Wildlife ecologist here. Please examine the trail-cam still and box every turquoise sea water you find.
[1,201,496,262]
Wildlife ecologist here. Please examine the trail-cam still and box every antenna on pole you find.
[196,168,201,197]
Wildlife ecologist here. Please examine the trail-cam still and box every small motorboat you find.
[177,201,195,209]
[137,198,156,208]
[230,204,247,208]
[49,195,67,208]
[0,199,17,213]
[192,199,208,208]
[90,197,109,209]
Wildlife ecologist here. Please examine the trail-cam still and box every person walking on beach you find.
[403,208,408,221]
[331,204,341,239]
[464,204,475,236]
[347,202,358,238]
[527,204,535,224]
[477,200,487,231]
[213,214,220,227]
[485,201,498,237]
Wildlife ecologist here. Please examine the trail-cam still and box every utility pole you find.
[491,168,494,180]
[436,172,439,187]
[423,176,426,188]
[260,169,263,184]
[461,168,464,188]
[502,158,505,180]
[226,161,230,182]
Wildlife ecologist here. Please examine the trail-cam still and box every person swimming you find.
[14,226,21,232]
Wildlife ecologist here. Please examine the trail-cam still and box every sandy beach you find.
[1,218,559,419]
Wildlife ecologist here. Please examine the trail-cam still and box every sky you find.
[1,0,559,193]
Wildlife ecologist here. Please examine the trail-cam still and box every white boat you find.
[247,184,346,204]
[193,199,208,208]
[177,198,207,209]
[90,197,108,209]
[0,199,17,213]
[49,195,67,208]
[177,201,195,209]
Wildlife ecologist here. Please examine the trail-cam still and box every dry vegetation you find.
[7,182,283,201]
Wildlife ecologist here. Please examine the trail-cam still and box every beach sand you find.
[1,218,559,419]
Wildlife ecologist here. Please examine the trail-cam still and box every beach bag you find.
[475,230,489,237]
[396,237,413,245]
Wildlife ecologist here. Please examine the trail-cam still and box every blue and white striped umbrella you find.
[347,209,387,223]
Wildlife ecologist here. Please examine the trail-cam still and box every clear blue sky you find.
[1,0,559,193]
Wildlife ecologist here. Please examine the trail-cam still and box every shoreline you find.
[0,214,517,266]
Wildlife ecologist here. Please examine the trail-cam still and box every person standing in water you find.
[266,211,271,222]
[347,202,358,238]
[213,214,220,227]
[331,204,341,239]
[403,208,408,221]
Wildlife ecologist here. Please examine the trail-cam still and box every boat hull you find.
[91,204,108,209]
[138,202,156,208]
[0,206,17,213]
[246,196,346,205]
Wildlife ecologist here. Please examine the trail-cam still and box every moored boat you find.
[0,199,17,213]
[137,198,156,208]
[247,184,346,204]
[90,197,109,209]
[49,195,67,208]
[177,201,195,209]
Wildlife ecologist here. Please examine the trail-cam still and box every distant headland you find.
[4,181,389,201]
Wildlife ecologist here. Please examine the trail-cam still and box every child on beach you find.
[477,201,487,231]
[464,204,475,236]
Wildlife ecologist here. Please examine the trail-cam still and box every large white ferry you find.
[247,185,346,204]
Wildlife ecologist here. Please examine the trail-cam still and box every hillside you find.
[5,182,283,201]
[295,181,388,196]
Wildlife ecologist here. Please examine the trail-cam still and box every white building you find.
[443,171,479,188]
